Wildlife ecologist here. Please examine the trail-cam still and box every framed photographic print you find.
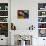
[17,10,29,19]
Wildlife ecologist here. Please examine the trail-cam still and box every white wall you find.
[11,0,46,46]
[11,0,38,44]
[11,0,37,30]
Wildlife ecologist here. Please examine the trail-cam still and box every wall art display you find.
[38,29,46,37]
[17,10,29,19]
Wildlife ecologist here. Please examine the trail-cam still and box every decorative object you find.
[0,6,1,10]
[39,29,46,37]
[38,11,46,16]
[11,23,16,30]
[5,6,8,10]
[42,12,45,15]
[29,25,35,30]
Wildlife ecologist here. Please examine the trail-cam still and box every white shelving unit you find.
[38,10,46,11]
[38,22,46,23]
[38,28,46,29]
[38,3,46,37]
[0,2,9,45]
[0,3,8,34]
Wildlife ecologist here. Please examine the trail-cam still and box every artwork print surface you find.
[17,10,29,19]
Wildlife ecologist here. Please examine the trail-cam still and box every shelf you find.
[38,22,46,23]
[38,28,46,29]
[38,10,46,11]
[0,10,8,11]
[0,22,8,23]
[38,3,46,37]
[38,15,46,17]
[0,16,8,17]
